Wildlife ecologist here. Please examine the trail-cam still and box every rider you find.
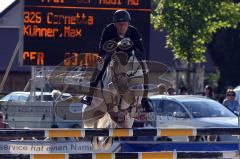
[80,10,153,112]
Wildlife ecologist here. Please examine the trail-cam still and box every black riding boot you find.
[80,57,110,106]
[80,72,99,106]
[139,62,154,112]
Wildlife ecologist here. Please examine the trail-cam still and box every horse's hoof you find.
[102,137,113,150]
[91,137,99,150]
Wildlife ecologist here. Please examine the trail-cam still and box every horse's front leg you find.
[115,112,134,128]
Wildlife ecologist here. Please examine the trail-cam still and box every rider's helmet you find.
[113,10,131,23]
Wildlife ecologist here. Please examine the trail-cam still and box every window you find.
[0,94,11,101]
[151,100,163,113]
[18,95,28,102]
[9,94,19,101]
[161,100,188,117]
[182,100,236,118]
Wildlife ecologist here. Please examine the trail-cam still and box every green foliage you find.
[151,0,240,63]
[208,28,240,90]
[205,69,220,88]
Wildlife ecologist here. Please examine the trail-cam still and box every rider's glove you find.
[96,57,104,70]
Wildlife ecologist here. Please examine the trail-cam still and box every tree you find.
[208,28,240,91]
[151,0,240,92]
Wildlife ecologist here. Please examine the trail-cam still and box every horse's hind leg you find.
[83,102,106,150]
[83,118,100,150]
[96,113,115,150]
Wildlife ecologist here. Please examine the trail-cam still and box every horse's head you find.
[110,51,130,94]
[103,38,143,96]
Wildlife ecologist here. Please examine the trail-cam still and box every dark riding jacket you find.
[89,23,148,97]
[99,23,146,61]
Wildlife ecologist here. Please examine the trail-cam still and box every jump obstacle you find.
[0,127,239,138]
[0,152,239,159]
[0,128,239,159]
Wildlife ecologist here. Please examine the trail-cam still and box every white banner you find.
[0,141,120,154]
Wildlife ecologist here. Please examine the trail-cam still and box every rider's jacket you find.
[99,23,146,61]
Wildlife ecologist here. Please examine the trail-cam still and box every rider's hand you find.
[103,40,118,52]
[96,58,104,70]
[118,38,133,50]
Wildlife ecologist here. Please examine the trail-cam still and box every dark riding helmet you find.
[113,10,131,23]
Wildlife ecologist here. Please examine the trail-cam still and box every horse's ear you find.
[115,51,128,65]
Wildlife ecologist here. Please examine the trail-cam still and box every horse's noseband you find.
[112,52,129,65]
[112,73,129,94]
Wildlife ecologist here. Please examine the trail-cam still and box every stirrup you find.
[80,96,92,105]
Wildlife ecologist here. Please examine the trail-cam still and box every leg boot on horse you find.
[141,97,154,112]
[139,61,154,113]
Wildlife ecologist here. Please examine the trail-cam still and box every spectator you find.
[180,86,188,95]
[0,112,11,141]
[0,112,9,128]
[233,85,240,104]
[167,87,175,95]
[223,89,239,113]
[157,83,166,95]
[203,85,215,99]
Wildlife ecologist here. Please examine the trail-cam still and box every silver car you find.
[0,91,71,102]
[148,95,239,141]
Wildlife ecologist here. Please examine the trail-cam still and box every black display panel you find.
[22,0,151,66]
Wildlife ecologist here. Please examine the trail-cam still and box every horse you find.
[47,39,147,149]
[82,40,146,150]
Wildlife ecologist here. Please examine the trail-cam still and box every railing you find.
[0,152,239,159]
[0,128,239,158]
[0,128,239,138]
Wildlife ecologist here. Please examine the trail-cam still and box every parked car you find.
[0,91,73,128]
[0,91,71,102]
[0,92,30,102]
[147,95,239,141]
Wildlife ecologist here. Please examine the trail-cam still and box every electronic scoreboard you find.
[22,0,151,66]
